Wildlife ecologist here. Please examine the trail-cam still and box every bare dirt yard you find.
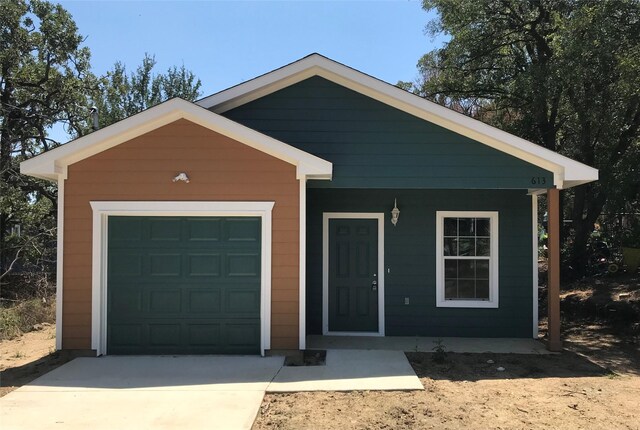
[254,335,639,430]
[254,273,640,430]
[0,324,69,398]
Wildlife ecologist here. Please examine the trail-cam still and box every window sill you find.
[436,300,499,309]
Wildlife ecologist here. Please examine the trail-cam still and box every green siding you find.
[306,189,534,338]
[107,216,261,354]
[222,76,553,189]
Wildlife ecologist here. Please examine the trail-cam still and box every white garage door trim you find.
[90,201,275,356]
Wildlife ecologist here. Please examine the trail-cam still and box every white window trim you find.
[322,213,385,336]
[436,211,499,309]
[90,201,275,356]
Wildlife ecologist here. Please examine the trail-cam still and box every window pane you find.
[445,280,457,299]
[439,213,496,303]
[476,260,490,279]
[444,238,457,256]
[444,218,457,236]
[476,218,490,236]
[476,238,490,256]
[458,280,475,298]
[444,259,457,279]
[476,280,490,299]
[458,238,475,256]
[458,218,474,236]
[458,260,475,278]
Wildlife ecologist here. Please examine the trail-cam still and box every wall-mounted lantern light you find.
[391,198,400,226]
[173,172,190,183]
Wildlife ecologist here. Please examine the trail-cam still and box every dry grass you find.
[0,298,55,341]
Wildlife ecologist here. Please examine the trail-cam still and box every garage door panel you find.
[109,289,143,313]
[187,218,222,241]
[226,218,261,242]
[149,289,182,313]
[148,324,181,346]
[109,217,143,242]
[227,253,260,277]
[107,216,261,355]
[187,290,222,313]
[226,322,260,348]
[109,253,143,277]
[188,324,221,346]
[149,218,181,241]
[187,253,221,276]
[149,254,182,276]
[226,290,260,313]
[110,324,143,347]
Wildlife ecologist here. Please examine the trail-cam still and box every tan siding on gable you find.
[63,119,300,351]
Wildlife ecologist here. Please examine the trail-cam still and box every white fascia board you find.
[20,98,332,182]
[199,54,598,189]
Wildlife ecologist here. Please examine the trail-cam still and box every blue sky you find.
[59,0,446,96]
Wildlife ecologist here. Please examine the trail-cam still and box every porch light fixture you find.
[391,198,400,226]
[173,172,190,183]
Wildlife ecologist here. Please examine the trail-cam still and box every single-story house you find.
[21,54,597,356]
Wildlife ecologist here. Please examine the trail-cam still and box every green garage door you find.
[107,216,261,355]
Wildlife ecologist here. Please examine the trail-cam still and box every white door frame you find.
[90,201,275,356]
[322,212,385,336]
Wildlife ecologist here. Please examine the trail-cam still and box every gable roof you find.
[20,98,332,181]
[198,53,597,189]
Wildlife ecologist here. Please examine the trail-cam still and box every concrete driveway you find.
[0,351,423,429]
[0,356,284,430]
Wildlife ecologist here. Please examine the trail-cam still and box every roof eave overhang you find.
[198,54,598,190]
[20,98,333,182]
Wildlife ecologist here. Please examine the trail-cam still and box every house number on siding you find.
[530,177,547,185]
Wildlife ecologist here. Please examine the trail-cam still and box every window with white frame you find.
[436,211,499,308]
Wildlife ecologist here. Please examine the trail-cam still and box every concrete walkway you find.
[269,349,423,392]
[307,335,552,354]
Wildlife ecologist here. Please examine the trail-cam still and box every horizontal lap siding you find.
[63,119,299,351]
[306,189,533,338]
[222,76,554,189]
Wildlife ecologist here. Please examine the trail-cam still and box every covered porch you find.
[303,187,564,352]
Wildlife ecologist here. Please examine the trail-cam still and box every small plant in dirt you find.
[432,339,447,364]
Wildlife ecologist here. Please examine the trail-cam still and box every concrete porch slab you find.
[307,335,551,354]
[267,349,423,392]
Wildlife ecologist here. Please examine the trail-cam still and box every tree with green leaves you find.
[1,0,94,290]
[410,0,640,273]
[1,0,202,295]
[92,53,202,129]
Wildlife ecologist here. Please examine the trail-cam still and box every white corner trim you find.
[322,212,385,336]
[198,54,597,189]
[298,179,307,350]
[435,211,499,309]
[55,175,64,350]
[532,194,539,339]
[89,200,275,356]
[20,98,332,182]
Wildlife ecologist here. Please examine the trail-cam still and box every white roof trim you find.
[20,98,332,181]
[198,54,598,189]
